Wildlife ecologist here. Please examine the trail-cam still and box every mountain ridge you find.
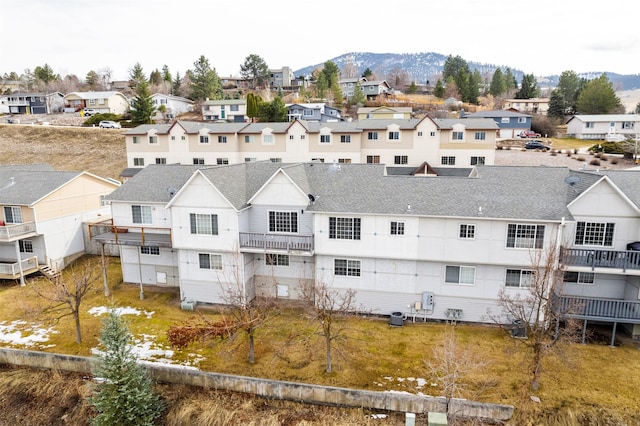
[294,52,640,90]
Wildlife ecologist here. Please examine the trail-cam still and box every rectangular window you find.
[418,131,423,137]
[230,104,239,112]
[501,117,510,124]
[470,156,485,166]
[452,132,464,140]
[132,136,140,144]
[586,122,594,128]
[269,211,298,233]
[218,136,227,143]
[445,265,476,285]
[216,158,229,165]
[263,134,274,143]
[193,158,204,165]
[199,253,223,270]
[338,158,351,164]
[329,217,361,240]
[334,258,361,276]
[474,132,486,140]
[289,135,294,140]
[459,224,475,239]
[388,131,400,140]
[140,246,160,255]
[441,156,455,165]
[19,240,33,253]
[564,271,595,284]
[367,155,380,164]
[200,135,209,144]
[623,122,635,129]
[320,135,331,143]
[394,155,408,165]
[303,109,314,116]
[131,205,152,224]
[367,131,378,140]
[149,136,158,144]
[430,131,436,137]
[190,213,218,235]
[340,135,351,143]
[505,269,534,288]
[266,254,289,266]
[244,157,256,162]
[518,117,526,123]
[270,158,282,163]
[575,222,615,246]
[155,158,166,164]
[506,224,545,249]
[3,206,23,224]
[244,135,253,143]
[390,221,405,235]
[181,135,186,140]
[134,158,144,166]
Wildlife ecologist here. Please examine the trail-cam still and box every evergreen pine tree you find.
[433,79,445,98]
[90,309,164,426]
[131,80,155,125]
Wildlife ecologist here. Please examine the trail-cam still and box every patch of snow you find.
[0,320,59,347]
[370,413,387,419]
[88,306,154,319]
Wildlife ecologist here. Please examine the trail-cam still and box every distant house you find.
[357,106,412,120]
[504,98,550,114]
[463,110,533,139]
[220,76,249,89]
[0,164,119,284]
[63,91,130,115]
[151,93,194,119]
[202,99,248,122]
[0,92,64,114]
[269,66,295,89]
[339,77,367,99]
[361,80,391,100]
[286,103,343,122]
[566,114,640,140]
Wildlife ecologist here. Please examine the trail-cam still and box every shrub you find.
[83,113,122,126]
[600,155,608,162]
[611,158,619,165]
[550,151,557,156]
[576,156,586,162]
[590,159,601,166]
[566,151,573,157]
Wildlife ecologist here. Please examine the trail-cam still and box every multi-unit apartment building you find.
[93,162,640,340]
[123,117,498,170]
[0,164,120,284]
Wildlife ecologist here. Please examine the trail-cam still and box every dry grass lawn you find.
[1,257,640,424]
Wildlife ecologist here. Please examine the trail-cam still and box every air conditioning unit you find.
[181,300,196,311]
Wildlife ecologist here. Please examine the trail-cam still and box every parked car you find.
[519,130,542,138]
[99,120,121,129]
[524,140,551,151]
[82,108,99,116]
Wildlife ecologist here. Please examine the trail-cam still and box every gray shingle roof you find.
[106,162,640,222]
[0,164,82,205]
[435,118,500,130]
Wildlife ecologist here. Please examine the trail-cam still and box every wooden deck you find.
[0,256,39,280]
[553,293,640,324]
[239,232,314,255]
[561,247,640,273]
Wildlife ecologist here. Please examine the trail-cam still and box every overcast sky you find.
[2,0,638,82]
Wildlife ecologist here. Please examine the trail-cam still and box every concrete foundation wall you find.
[0,347,513,422]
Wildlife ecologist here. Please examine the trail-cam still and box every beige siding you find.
[34,175,116,221]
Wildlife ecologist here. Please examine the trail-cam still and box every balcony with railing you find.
[89,220,172,247]
[239,232,314,255]
[560,247,640,273]
[0,222,37,242]
[0,256,39,279]
[552,293,640,324]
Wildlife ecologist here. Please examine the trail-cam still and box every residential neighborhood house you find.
[286,103,343,122]
[151,93,194,120]
[0,164,120,284]
[357,106,413,120]
[202,99,248,122]
[92,162,640,342]
[0,92,64,115]
[463,110,534,139]
[566,114,640,140]
[503,98,550,115]
[63,91,130,115]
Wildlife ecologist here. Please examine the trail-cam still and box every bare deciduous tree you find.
[488,240,581,392]
[302,279,359,374]
[28,257,104,343]
[426,326,492,420]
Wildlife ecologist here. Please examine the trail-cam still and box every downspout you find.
[15,240,25,286]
